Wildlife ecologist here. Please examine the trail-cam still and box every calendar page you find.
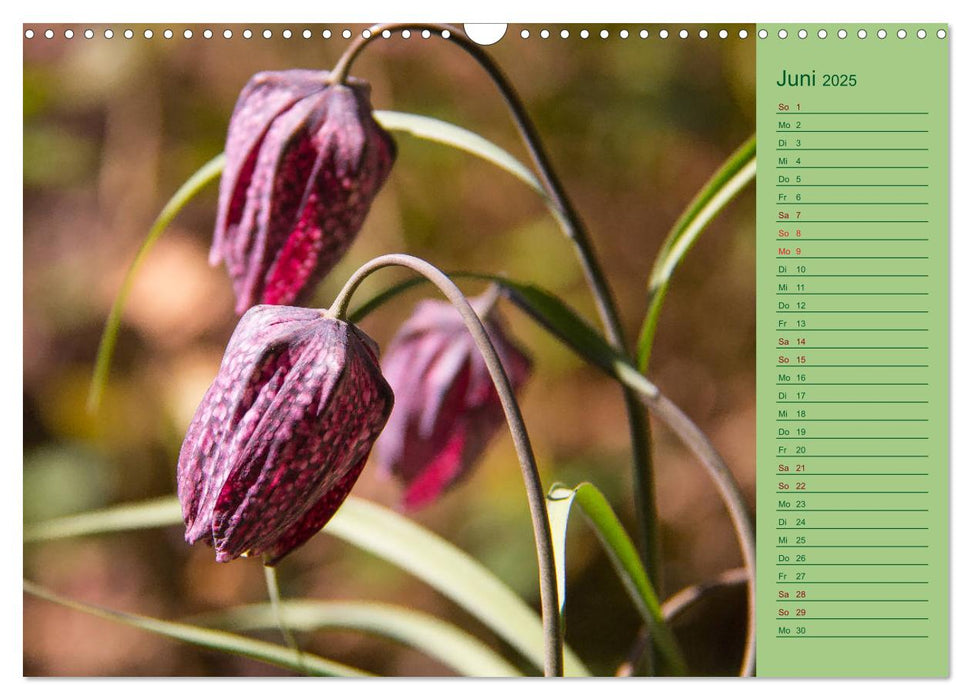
[22,18,951,680]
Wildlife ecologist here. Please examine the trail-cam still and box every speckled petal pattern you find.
[212,71,396,314]
[177,305,393,563]
[374,295,532,510]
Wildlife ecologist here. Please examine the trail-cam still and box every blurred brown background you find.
[23,23,755,676]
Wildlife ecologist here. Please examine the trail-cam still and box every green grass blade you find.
[23,495,590,676]
[23,496,182,542]
[327,497,588,676]
[375,110,548,202]
[23,580,369,676]
[194,599,521,677]
[636,136,756,371]
[347,275,430,323]
[547,483,687,675]
[87,154,226,412]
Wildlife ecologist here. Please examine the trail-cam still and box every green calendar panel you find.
[756,24,949,677]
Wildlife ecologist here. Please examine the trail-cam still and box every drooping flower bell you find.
[212,70,396,315]
[177,305,393,564]
[374,292,532,510]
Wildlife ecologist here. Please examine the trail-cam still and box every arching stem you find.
[614,368,756,676]
[328,253,563,677]
[330,21,659,592]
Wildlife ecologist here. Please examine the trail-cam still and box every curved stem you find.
[332,23,619,345]
[328,254,563,677]
[661,567,748,623]
[616,567,748,677]
[331,20,659,588]
[618,372,756,677]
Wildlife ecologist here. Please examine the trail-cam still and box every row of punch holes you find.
[23,26,948,41]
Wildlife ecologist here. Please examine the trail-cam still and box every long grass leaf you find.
[194,599,521,677]
[23,580,368,676]
[548,483,687,675]
[87,154,226,411]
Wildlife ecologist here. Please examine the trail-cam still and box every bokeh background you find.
[23,23,755,676]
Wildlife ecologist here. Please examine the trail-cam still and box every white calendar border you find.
[6,1,967,698]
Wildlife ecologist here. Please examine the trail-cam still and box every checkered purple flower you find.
[212,70,396,314]
[177,305,393,564]
[374,295,532,510]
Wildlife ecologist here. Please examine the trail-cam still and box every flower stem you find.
[329,253,563,677]
[616,568,749,677]
[613,369,756,677]
[262,565,305,674]
[330,21,660,594]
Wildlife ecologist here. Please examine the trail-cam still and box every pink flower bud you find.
[374,295,531,510]
[177,305,393,564]
[212,70,396,314]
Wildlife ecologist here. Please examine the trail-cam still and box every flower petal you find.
[213,70,329,265]
[210,322,392,561]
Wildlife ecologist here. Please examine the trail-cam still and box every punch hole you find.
[877,29,887,39]
[719,29,728,39]
[540,29,550,39]
[84,29,94,39]
[262,29,272,39]
[917,29,926,39]
[738,29,748,39]
[777,29,787,39]
[758,29,768,39]
[163,29,173,39]
[223,29,233,39]
[401,30,411,39]
[381,29,391,39]
[282,29,292,39]
[184,29,193,39]
[242,29,253,39]
[659,29,668,39]
[858,29,867,39]
[897,29,907,39]
[44,28,54,39]
[104,29,114,39]
[343,29,353,39]
[600,29,609,39]
[836,29,847,39]
[520,29,529,39]
[642,29,651,39]
[422,30,431,39]
[144,29,153,39]
[464,24,507,45]
[621,29,630,39]
[678,29,687,39]
[204,29,213,39]
[937,29,946,38]
[818,29,827,39]
[581,29,590,39]
[125,29,133,39]
[322,30,332,39]
[441,29,451,39]
[24,29,34,39]
[560,29,569,39]
[302,29,311,39]
[699,29,709,39]
[362,30,372,39]
[798,29,807,39]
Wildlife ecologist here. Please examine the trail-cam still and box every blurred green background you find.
[23,23,755,676]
